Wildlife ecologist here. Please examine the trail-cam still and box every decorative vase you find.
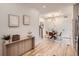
[27,32,32,38]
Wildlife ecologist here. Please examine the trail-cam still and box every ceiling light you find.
[42,5,46,8]
[64,16,68,18]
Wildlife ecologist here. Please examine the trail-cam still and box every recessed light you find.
[42,5,46,8]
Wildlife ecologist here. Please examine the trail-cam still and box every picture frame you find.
[23,15,30,25]
[8,14,19,27]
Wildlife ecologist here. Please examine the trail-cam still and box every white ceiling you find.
[18,3,75,14]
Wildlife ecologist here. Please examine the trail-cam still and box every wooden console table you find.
[3,37,35,56]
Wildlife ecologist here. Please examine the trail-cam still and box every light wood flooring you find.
[23,38,76,56]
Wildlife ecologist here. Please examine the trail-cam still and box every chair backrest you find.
[49,32,53,36]
[46,31,48,34]
[59,32,62,36]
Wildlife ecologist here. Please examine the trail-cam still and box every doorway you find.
[39,18,45,38]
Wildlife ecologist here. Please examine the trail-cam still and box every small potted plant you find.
[2,35,10,43]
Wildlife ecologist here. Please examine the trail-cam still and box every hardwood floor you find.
[23,38,76,56]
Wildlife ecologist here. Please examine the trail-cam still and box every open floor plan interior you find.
[0,3,79,56]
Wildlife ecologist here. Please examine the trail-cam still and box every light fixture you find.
[64,16,68,18]
[42,5,46,8]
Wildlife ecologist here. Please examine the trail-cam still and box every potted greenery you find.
[2,35,10,43]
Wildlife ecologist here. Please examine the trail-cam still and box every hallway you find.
[23,38,76,56]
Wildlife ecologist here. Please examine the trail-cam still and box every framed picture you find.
[8,14,19,27]
[23,15,30,25]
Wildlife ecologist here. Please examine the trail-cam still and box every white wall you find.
[0,4,39,55]
[43,6,73,45]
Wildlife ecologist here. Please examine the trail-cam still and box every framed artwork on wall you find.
[23,15,30,25]
[8,14,19,27]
